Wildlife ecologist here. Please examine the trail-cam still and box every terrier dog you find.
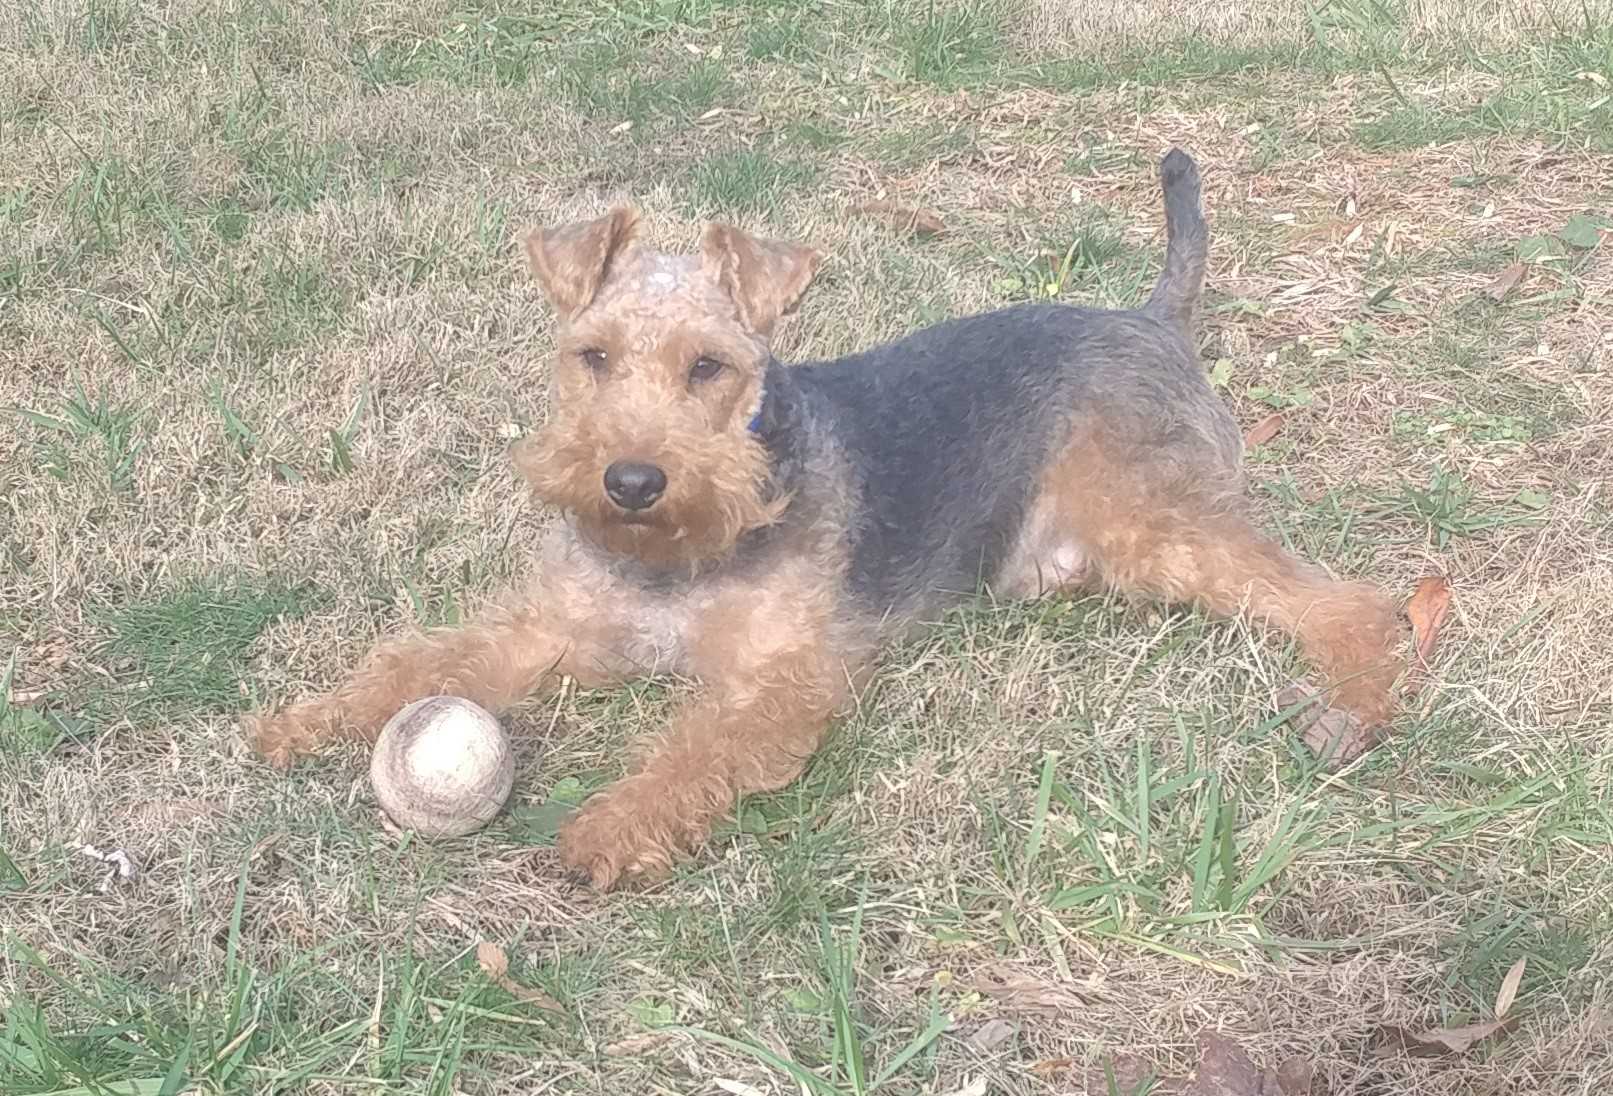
[249,150,1401,888]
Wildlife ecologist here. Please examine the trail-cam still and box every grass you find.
[89,577,321,724]
[684,150,817,215]
[12,379,144,493]
[2,0,1612,1093]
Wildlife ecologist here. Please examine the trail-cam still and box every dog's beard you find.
[512,420,788,568]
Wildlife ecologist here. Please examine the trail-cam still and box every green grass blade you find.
[1135,737,1151,865]
[673,1026,840,1096]
[1215,793,1239,913]
[869,1009,949,1089]
[1022,749,1058,878]
[156,1032,192,1096]
[1190,775,1221,911]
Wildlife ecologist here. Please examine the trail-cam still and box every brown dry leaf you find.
[1243,412,1285,450]
[1181,1032,1286,1095]
[1494,957,1527,1019]
[1276,682,1377,766]
[1079,1037,1312,1096]
[1376,1015,1517,1057]
[604,1031,676,1056]
[1407,575,1453,666]
[1484,262,1526,302]
[968,965,1085,1014]
[475,940,509,978]
[1029,1058,1074,1078]
[501,978,562,1011]
[851,199,946,238]
[476,940,564,1012]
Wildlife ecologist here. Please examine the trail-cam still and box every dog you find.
[248,149,1401,888]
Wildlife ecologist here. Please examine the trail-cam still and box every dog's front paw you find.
[245,711,305,769]
[244,701,342,769]
[556,785,684,890]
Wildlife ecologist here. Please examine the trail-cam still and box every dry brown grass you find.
[1020,0,1613,52]
[2,1,1611,1093]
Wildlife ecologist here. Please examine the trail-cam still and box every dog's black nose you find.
[603,461,667,511]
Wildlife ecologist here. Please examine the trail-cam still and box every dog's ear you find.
[701,223,820,338]
[524,206,640,317]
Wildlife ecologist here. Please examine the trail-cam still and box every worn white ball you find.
[370,696,514,837]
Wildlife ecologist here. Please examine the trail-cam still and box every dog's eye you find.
[689,356,725,383]
[580,348,608,372]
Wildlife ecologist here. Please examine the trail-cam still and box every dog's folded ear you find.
[701,223,820,339]
[525,206,640,317]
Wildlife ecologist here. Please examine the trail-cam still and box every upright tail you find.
[1142,148,1207,333]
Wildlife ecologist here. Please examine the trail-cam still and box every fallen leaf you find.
[502,978,564,1011]
[500,800,576,843]
[968,966,1085,1013]
[1559,214,1605,250]
[1513,487,1550,511]
[1182,1032,1284,1095]
[1243,412,1285,450]
[626,996,676,1027]
[476,940,509,978]
[714,1080,766,1096]
[1276,682,1377,766]
[476,940,564,1012]
[1494,957,1527,1019]
[1029,1057,1074,1078]
[1102,1033,1320,1095]
[1517,233,1566,263]
[967,1017,1016,1051]
[603,1031,675,1056]
[1484,262,1525,302]
[851,199,946,238]
[940,1079,988,1096]
[1375,1015,1516,1057]
[1406,576,1453,667]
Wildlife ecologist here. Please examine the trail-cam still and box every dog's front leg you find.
[247,542,636,768]
[556,671,840,889]
[558,565,849,888]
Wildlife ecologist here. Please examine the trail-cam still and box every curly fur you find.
[511,390,787,568]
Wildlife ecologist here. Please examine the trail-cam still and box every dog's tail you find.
[1142,148,1207,333]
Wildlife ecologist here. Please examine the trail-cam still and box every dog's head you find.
[514,207,820,568]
